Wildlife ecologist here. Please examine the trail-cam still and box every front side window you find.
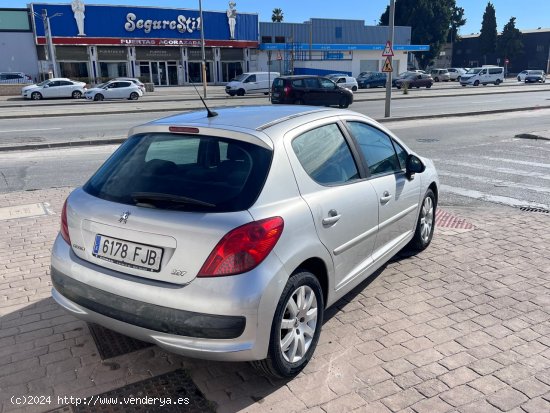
[346,122,401,176]
[292,124,359,185]
[84,134,272,212]
[319,78,336,89]
[245,75,256,82]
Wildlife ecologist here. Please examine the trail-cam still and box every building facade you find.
[0,8,40,80]
[30,2,258,85]
[256,19,427,77]
[452,29,550,73]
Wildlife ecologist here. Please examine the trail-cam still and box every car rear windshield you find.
[83,133,272,212]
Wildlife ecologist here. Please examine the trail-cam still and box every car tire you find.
[473,80,480,86]
[264,92,269,95]
[416,86,420,89]
[72,90,82,99]
[365,84,371,89]
[517,76,521,81]
[228,92,235,97]
[434,77,440,82]
[31,92,42,100]
[407,189,436,252]
[457,76,461,82]
[129,92,139,100]
[352,86,357,91]
[94,93,104,102]
[495,79,501,85]
[237,89,245,96]
[252,270,324,379]
[294,99,304,105]
[426,84,432,89]
[397,85,402,89]
[338,97,349,108]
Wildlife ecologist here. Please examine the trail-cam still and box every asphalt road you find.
[1,108,549,211]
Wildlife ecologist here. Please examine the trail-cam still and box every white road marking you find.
[441,185,549,209]
[0,128,62,133]
[432,159,550,182]
[438,171,550,195]
[482,156,550,169]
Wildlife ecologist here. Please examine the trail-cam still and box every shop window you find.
[59,62,89,82]
[275,36,285,43]
[99,62,127,81]
[261,36,272,43]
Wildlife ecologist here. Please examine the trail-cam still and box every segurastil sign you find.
[31,3,258,47]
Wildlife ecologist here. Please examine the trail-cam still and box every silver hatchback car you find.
[51,105,439,378]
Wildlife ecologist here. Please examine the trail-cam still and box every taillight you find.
[283,86,290,95]
[198,217,284,277]
[60,199,71,245]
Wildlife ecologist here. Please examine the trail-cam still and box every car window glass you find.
[319,78,336,89]
[392,141,408,170]
[347,122,401,176]
[60,81,73,86]
[304,78,319,88]
[292,79,304,87]
[292,124,359,185]
[245,75,256,82]
[120,82,131,87]
[49,81,60,87]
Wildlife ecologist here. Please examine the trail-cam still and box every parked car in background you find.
[50,104,439,379]
[517,70,529,81]
[446,68,466,81]
[271,75,353,108]
[84,80,143,101]
[460,66,504,86]
[357,72,387,89]
[524,70,546,83]
[327,75,358,91]
[115,77,146,93]
[0,72,32,84]
[395,73,433,89]
[225,72,280,96]
[430,69,450,82]
[21,78,86,100]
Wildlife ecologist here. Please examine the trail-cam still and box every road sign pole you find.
[384,0,396,118]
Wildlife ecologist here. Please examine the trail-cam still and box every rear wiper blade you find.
[131,192,216,208]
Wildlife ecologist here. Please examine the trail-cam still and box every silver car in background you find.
[51,105,439,378]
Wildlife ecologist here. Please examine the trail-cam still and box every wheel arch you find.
[428,181,439,206]
[294,257,329,308]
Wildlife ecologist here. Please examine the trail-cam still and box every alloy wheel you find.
[420,196,434,244]
[279,285,318,363]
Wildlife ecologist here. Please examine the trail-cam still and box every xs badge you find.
[119,211,131,224]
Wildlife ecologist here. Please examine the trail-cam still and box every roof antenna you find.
[190,82,218,118]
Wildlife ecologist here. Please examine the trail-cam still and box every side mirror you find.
[43,84,49,88]
[406,154,425,179]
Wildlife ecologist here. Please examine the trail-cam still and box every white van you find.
[225,72,280,96]
[460,66,504,86]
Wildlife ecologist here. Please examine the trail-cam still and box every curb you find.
[2,104,550,153]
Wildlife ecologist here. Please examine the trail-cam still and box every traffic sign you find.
[382,57,393,72]
[276,51,282,60]
[382,41,394,57]
[505,58,510,64]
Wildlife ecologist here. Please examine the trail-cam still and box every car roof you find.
[147,105,340,132]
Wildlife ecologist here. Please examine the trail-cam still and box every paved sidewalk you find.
[1,187,550,412]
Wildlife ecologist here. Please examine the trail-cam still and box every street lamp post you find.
[198,0,207,98]
[34,9,62,78]
[384,0,396,118]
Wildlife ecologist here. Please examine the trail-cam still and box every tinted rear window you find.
[83,133,272,212]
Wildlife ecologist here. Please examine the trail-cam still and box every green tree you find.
[498,17,523,67]
[379,0,454,68]
[479,2,497,63]
[448,5,466,43]
[271,8,284,22]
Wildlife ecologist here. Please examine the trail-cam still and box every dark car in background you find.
[357,72,387,89]
[524,70,546,83]
[271,75,353,108]
[394,73,433,89]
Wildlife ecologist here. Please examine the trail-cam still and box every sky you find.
[3,0,549,35]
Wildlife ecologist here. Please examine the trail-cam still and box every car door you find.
[58,80,75,97]
[318,77,341,105]
[344,120,421,260]
[42,80,60,98]
[285,121,379,290]
[302,77,322,105]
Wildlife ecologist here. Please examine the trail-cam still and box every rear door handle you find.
[322,209,341,226]
[380,191,392,204]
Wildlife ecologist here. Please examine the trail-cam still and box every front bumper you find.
[50,235,289,361]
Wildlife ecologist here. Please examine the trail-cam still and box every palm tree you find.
[272,8,284,22]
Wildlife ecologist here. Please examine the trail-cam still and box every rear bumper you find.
[50,235,289,361]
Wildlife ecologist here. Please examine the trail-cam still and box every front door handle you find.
[322,209,341,226]
[380,191,392,204]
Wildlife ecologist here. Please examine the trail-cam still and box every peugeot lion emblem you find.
[119,211,131,224]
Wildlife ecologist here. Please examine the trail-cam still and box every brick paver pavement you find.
[1,187,549,412]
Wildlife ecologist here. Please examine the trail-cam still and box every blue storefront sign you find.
[31,3,258,46]
[261,43,430,52]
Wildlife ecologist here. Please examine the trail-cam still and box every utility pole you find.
[198,0,207,98]
[384,0,395,118]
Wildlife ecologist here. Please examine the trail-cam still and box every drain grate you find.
[88,323,153,360]
[436,209,475,229]
[63,369,215,413]
[519,206,549,214]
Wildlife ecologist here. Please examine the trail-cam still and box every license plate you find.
[92,234,163,272]
[273,92,280,97]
